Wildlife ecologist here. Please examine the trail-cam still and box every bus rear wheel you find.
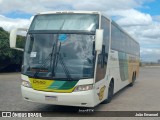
[129,73,136,87]
[103,80,114,104]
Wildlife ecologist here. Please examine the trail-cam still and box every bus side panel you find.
[107,50,133,94]
[107,50,121,93]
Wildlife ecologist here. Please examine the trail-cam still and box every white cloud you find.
[108,9,152,26]
[0,0,159,62]
[121,18,160,62]
[141,22,160,39]
[0,0,149,14]
[0,15,31,31]
[72,0,139,11]
[141,48,160,62]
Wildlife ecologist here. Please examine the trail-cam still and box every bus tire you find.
[129,73,135,87]
[102,80,114,104]
[134,72,137,81]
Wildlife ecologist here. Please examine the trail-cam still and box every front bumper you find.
[21,85,95,107]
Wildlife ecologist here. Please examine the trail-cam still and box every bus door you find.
[94,46,108,104]
[94,16,110,104]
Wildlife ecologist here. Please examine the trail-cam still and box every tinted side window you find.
[101,16,110,53]
[111,23,125,52]
[111,22,139,56]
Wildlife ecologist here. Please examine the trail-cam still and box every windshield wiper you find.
[54,42,72,80]
[59,54,72,80]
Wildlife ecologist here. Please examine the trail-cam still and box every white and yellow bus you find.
[10,11,140,107]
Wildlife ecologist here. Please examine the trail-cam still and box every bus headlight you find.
[22,80,32,88]
[74,84,93,92]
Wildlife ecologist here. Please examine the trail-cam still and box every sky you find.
[0,0,160,62]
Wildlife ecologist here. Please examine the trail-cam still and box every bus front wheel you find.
[102,80,114,104]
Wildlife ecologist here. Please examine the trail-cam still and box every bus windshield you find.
[22,14,99,80]
[22,33,95,80]
[29,14,99,32]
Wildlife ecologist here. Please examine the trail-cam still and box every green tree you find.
[0,27,25,71]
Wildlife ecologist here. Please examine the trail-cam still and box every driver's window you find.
[95,16,110,82]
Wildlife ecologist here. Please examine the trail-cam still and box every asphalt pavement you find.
[0,66,160,120]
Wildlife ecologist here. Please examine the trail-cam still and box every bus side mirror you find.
[95,29,103,53]
[10,28,28,51]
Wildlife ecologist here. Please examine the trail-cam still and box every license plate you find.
[45,96,58,101]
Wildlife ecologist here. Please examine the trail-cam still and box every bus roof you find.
[38,11,101,15]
